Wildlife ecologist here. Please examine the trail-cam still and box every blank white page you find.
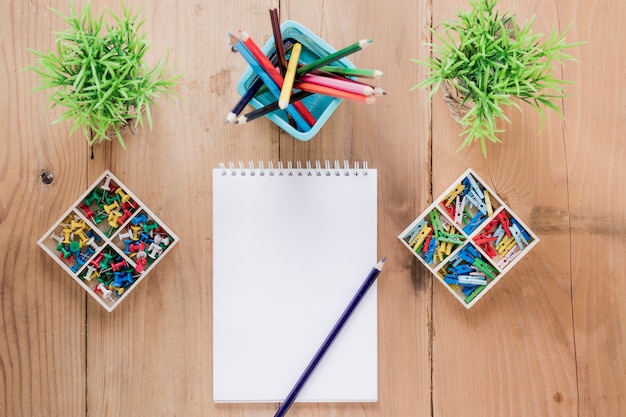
[213,164,377,403]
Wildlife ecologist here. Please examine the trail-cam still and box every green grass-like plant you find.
[413,0,582,156]
[28,1,181,148]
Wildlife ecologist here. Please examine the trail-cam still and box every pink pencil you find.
[293,81,377,103]
[299,73,376,96]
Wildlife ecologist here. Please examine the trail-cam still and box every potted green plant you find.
[413,0,582,156]
[28,1,181,149]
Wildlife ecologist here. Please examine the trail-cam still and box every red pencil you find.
[238,30,317,127]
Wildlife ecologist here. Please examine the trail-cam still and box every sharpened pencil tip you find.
[376,257,386,271]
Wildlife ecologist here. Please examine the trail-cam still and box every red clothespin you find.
[441,202,455,218]
[497,211,511,237]
[422,229,434,253]
[473,234,497,245]
[482,218,499,234]
[481,243,498,258]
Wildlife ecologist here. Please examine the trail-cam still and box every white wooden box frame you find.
[38,170,179,312]
[398,169,539,308]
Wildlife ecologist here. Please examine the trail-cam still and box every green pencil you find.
[295,39,372,77]
[319,66,384,79]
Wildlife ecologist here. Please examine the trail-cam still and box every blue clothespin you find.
[463,212,486,235]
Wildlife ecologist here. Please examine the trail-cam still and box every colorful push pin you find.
[83,265,98,281]
[100,252,115,269]
[74,228,89,245]
[123,240,133,254]
[129,241,146,253]
[107,210,123,228]
[90,253,104,268]
[58,245,72,259]
[70,218,86,231]
[50,233,63,244]
[118,209,133,225]
[142,222,159,234]
[103,200,119,214]
[62,228,72,244]
[100,176,113,191]
[94,283,113,300]
[80,203,96,220]
[153,234,170,246]
[111,259,128,272]
[118,229,133,241]
[131,225,142,240]
[115,188,131,203]
[135,257,148,273]
[131,213,148,225]
[113,271,133,288]
[147,242,163,259]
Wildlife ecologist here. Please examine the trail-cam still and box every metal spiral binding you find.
[218,161,369,176]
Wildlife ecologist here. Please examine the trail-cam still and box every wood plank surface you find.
[0,0,623,416]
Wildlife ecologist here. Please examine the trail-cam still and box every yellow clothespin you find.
[445,183,465,206]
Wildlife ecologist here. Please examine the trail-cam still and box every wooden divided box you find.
[38,171,179,312]
[398,169,539,308]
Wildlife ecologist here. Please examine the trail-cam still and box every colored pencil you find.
[229,33,311,132]
[299,73,376,96]
[293,81,377,104]
[273,258,386,417]
[226,77,263,123]
[319,66,384,79]
[278,43,302,110]
[226,39,295,123]
[239,30,317,127]
[295,39,372,77]
[269,0,287,75]
[237,91,313,125]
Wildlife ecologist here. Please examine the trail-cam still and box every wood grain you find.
[1,0,623,416]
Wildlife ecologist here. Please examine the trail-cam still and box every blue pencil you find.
[226,39,296,123]
[274,257,386,417]
[228,33,310,132]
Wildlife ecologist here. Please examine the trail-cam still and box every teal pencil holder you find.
[237,20,355,141]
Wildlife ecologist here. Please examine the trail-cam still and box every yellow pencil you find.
[278,43,302,110]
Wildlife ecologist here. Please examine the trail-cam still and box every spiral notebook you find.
[213,161,378,403]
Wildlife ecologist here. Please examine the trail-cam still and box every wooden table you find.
[2,0,624,416]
